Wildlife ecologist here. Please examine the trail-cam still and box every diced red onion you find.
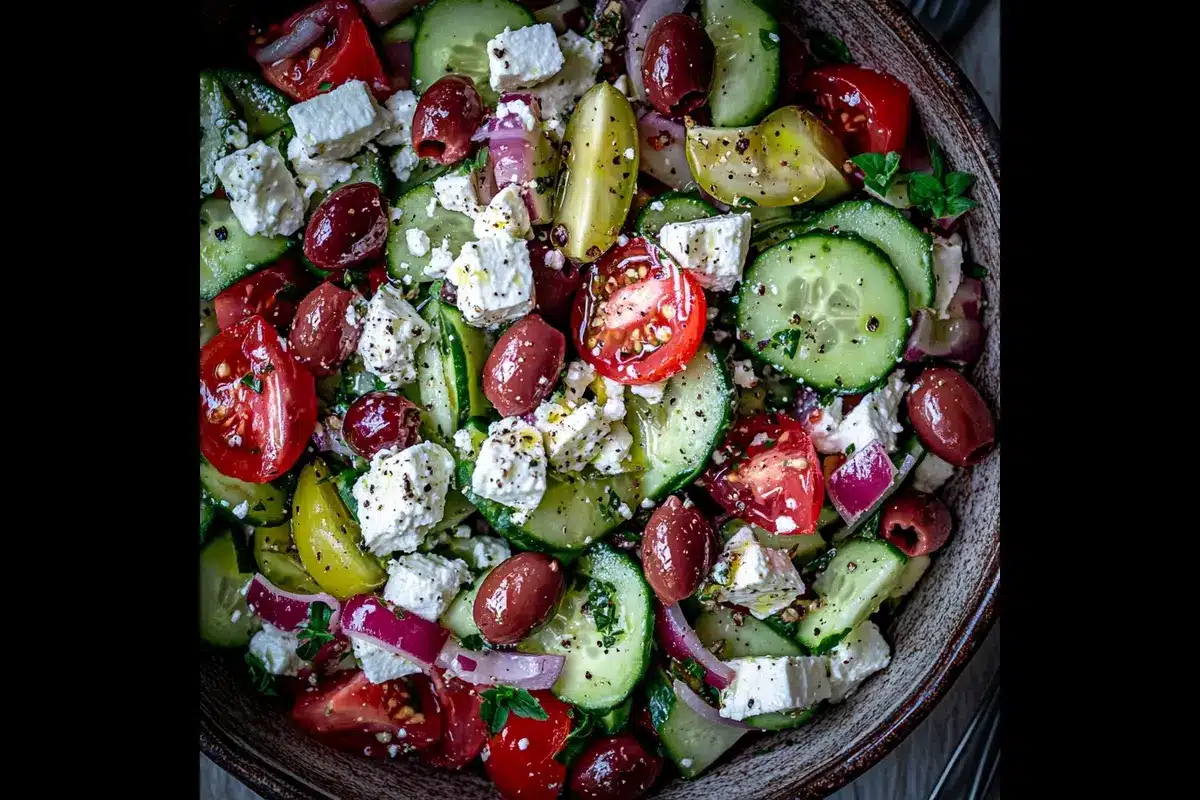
[828,440,897,525]
[534,0,586,33]
[246,574,342,633]
[435,640,565,690]
[947,277,983,320]
[312,416,356,459]
[361,0,423,27]
[626,0,688,102]
[834,441,925,542]
[636,110,697,192]
[657,603,735,690]
[340,594,450,669]
[254,17,325,64]
[673,679,752,730]
[903,309,984,365]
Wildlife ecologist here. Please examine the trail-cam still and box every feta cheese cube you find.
[474,184,533,239]
[452,427,476,458]
[562,360,596,406]
[715,526,805,620]
[383,552,473,621]
[598,377,626,421]
[591,421,632,475]
[534,399,611,473]
[495,98,539,131]
[932,233,964,318]
[425,237,456,279]
[214,141,305,237]
[826,621,892,703]
[732,359,759,389]
[433,172,481,217]
[350,637,423,684]
[406,228,431,257]
[912,453,956,493]
[448,233,535,327]
[805,371,909,455]
[285,135,353,205]
[487,24,565,93]
[376,90,419,147]
[471,417,548,522]
[390,145,420,182]
[247,622,304,676]
[719,656,832,721]
[629,379,668,404]
[287,80,387,160]
[357,284,432,388]
[528,31,604,122]
[353,442,457,555]
[657,213,752,292]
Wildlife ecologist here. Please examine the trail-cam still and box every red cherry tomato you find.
[213,259,309,331]
[199,315,317,483]
[255,0,391,102]
[421,670,490,770]
[801,64,911,156]
[570,237,706,385]
[700,412,825,534]
[290,669,443,754]
[483,690,573,800]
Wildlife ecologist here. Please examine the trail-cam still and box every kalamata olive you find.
[641,14,714,117]
[474,552,565,644]
[482,314,566,417]
[288,283,361,376]
[906,367,996,467]
[412,75,484,164]
[568,734,663,800]
[881,489,952,557]
[342,391,422,459]
[530,242,583,328]
[640,495,714,605]
[304,183,389,271]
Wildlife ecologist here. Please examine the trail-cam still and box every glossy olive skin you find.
[907,367,996,467]
[881,489,953,557]
[292,458,387,600]
[568,734,663,800]
[304,183,389,270]
[473,552,565,645]
[412,75,484,164]
[640,495,714,605]
[289,282,361,376]
[482,314,566,417]
[642,14,714,117]
[530,242,583,328]
[342,391,422,459]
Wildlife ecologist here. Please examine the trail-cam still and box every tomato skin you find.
[700,412,825,534]
[570,238,706,385]
[421,670,490,769]
[801,65,911,156]
[199,315,317,483]
[258,0,390,102]
[290,669,443,755]
[483,690,573,800]
[213,259,309,331]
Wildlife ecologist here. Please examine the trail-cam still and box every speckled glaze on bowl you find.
[199,1,1000,796]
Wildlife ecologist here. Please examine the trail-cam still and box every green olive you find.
[253,523,321,594]
[291,458,387,600]
[199,530,261,647]
[552,82,640,263]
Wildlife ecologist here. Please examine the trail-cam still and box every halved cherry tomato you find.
[199,315,317,483]
[256,0,390,102]
[291,669,443,755]
[421,670,490,770]
[483,690,573,800]
[570,237,706,385]
[213,259,310,331]
[700,412,825,534]
[801,64,911,156]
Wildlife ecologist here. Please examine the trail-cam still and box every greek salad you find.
[198,0,996,796]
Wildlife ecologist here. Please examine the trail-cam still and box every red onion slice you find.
[254,17,325,64]
[673,679,752,730]
[361,0,424,26]
[626,0,688,102]
[341,594,450,669]
[534,0,586,33]
[637,110,697,192]
[903,309,984,365]
[947,276,983,320]
[435,640,565,690]
[484,95,545,189]
[827,440,897,525]
[246,574,342,632]
[656,603,735,690]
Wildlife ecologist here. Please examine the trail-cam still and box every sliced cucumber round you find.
[440,568,489,639]
[411,0,534,106]
[199,530,261,648]
[750,220,807,252]
[797,537,908,654]
[737,231,910,393]
[693,605,803,660]
[647,668,747,778]
[199,458,291,526]
[702,0,781,126]
[386,181,475,285]
[635,192,717,238]
[199,198,294,300]
[743,708,817,731]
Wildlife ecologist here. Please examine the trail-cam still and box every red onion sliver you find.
[947,276,983,320]
[246,574,342,633]
[657,603,735,690]
[827,440,897,525]
[254,17,325,64]
[626,0,688,102]
[435,641,565,690]
[636,110,697,192]
[341,594,450,669]
[673,678,753,730]
[361,0,423,26]
[903,309,984,364]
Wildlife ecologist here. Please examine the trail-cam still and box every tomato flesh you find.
[570,238,706,385]
[290,669,443,755]
[700,412,825,534]
[421,670,490,770]
[483,690,573,800]
[801,65,911,156]
[213,259,308,331]
[199,315,317,483]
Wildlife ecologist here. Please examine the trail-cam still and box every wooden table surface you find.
[200,3,1001,797]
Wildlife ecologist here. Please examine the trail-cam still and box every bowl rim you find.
[199,0,1001,796]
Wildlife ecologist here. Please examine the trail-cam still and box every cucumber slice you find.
[200,491,216,544]
[702,0,781,126]
[519,543,652,710]
[693,605,803,659]
[743,707,816,730]
[647,669,747,778]
[433,488,477,534]
[411,0,535,105]
[718,518,827,565]
[598,698,632,733]
[439,300,494,423]
[213,69,292,139]
[440,568,488,639]
[635,192,717,238]
[750,220,807,252]
[626,343,734,500]
[199,459,291,526]
[795,537,907,654]
[382,15,421,43]
[802,200,935,310]
[737,231,910,393]
[199,198,294,300]
[414,299,460,442]
[253,524,320,594]
[199,530,261,647]
[386,181,475,285]
[200,72,240,197]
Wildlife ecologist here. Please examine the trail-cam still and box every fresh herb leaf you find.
[680,657,706,683]
[944,195,978,217]
[480,686,548,735]
[318,82,333,92]
[770,328,803,359]
[554,711,595,765]
[901,138,980,222]
[928,138,946,181]
[245,652,279,696]
[759,29,780,50]
[943,171,975,198]
[240,373,263,393]
[809,30,853,64]
[904,172,943,207]
[466,147,490,174]
[844,443,856,457]
[964,263,990,279]
[646,675,674,730]
[460,634,485,651]
[585,578,623,648]
[851,151,902,195]
[296,601,335,661]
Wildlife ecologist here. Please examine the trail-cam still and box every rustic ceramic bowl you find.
[199,1,1001,796]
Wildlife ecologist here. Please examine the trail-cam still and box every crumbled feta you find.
[383,552,473,621]
[629,379,668,404]
[599,377,626,421]
[434,172,482,217]
[247,623,304,676]
[488,24,565,93]
[591,422,632,474]
[406,228,431,257]
[714,527,805,620]
[214,141,305,237]
[358,284,431,388]
[285,135,353,204]
[534,399,611,473]
[231,500,249,519]
[912,453,956,493]
[562,360,596,406]
[471,417,548,522]
[376,90,418,147]
[448,233,535,327]
[932,233,965,318]
[425,237,456,279]
[732,359,759,389]
[528,31,604,122]
[720,656,831,721]
[517,737,530,751]
[826,621,892,703]
[649,201,666,213]
[287,80,387,160]
[658,213,752,292]
[350,637,423,684]
[390,145,420,182]
[452,427,476,458]
[353,442,457,555]
[495,98,539,131]
[224,118,250,150]
[474,184,533,240]
[463,535,512,570]
[806,371,909,455]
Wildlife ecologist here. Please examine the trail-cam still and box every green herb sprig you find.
[479,687,548,735]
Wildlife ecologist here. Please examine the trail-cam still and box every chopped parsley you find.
[770,328,803,359]
[318,82,333,92]
[582,577,623,648]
